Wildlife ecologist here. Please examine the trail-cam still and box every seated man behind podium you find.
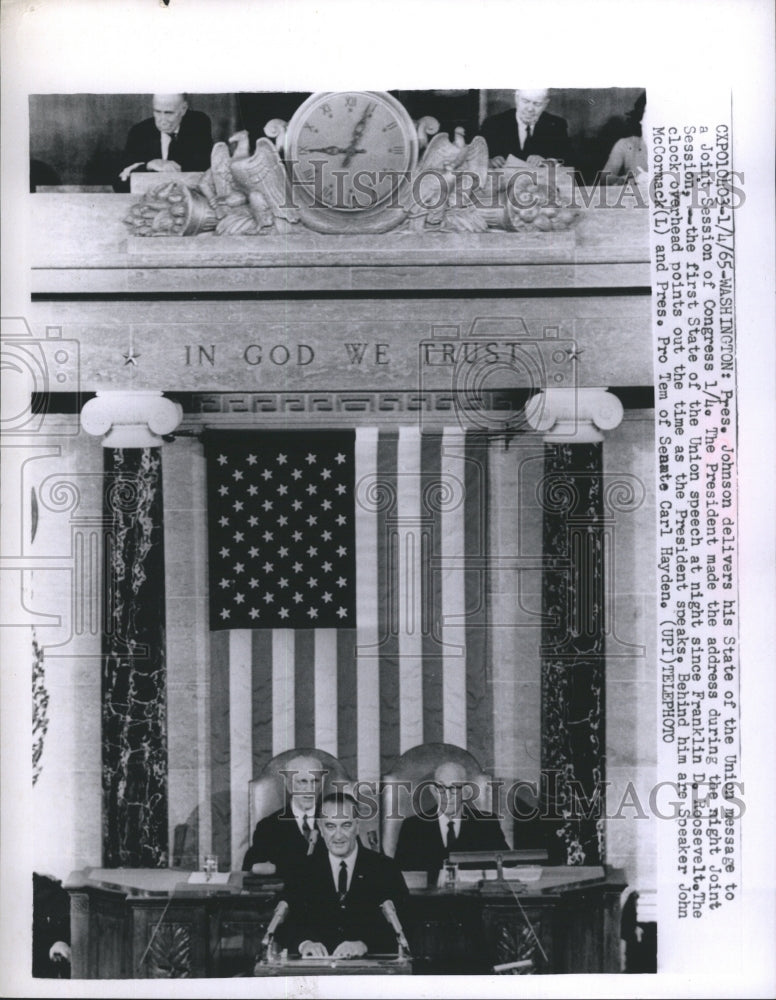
[394,761,508,881]
[116,93,212,190]
[242,754,324,878]
[479,88,572,168]
[280,792,410,959]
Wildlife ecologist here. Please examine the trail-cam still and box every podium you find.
[255,954,412,976]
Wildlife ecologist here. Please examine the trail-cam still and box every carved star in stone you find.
[122,348,141,366]
[564,346,584,362]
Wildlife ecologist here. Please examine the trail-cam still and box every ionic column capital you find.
[80,391,182,448]
[524,388,624,443]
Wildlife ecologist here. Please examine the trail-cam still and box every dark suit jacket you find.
[32,873,71,979]
[479,108,572,165]
[279,844,410,955]
[115,108,212,190]
[242,808,320,878]
[394,807,509,880]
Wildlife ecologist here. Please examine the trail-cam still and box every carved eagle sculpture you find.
[200,141,245,221]
[399,129,490,232]
[197,131,299,236]
[226,132,300,234]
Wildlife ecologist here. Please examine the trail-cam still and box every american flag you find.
[207,431,356,629]
[204,427,493,869]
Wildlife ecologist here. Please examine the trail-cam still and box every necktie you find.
[524,124,532,150]
[447,819,457,851]
[337,860,348,901]
[301,814,310,838]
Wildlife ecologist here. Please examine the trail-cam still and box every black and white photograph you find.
[1,2,774,998]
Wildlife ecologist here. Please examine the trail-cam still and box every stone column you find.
[81,391,182,866]
[524,388,624,865]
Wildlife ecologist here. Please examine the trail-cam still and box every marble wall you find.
[24,422,103,878]
[102,448,168,866]
[163,438,213,870]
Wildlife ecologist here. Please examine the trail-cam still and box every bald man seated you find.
[242,754,326,879]
[394,761,509,882]
[115,93,212,191]
[479,88,572,168]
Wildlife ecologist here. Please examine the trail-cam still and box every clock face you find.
[285,91,418,213]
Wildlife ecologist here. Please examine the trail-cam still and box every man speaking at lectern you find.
[279,792,410,959]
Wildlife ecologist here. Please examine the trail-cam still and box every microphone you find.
[262,899,289,945]
[380,899,410,955]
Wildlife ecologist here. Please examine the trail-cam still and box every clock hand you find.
[342,102,376,168]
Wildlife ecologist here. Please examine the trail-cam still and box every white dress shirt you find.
[290,800,314,839]
[438,814,461,847]
[328,843,358,893]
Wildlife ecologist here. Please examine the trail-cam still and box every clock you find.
[284,91,419,220]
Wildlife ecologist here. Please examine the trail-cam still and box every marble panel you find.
[102,448,168,866]
[541,442,606,865]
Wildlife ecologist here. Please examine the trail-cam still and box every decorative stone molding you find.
[524,388,624,443]
[81,391,182,448]
[124,103,580,238]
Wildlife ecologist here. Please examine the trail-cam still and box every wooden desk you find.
[66,868,279,978]
[409,872,626,975]
[66,867,626,978]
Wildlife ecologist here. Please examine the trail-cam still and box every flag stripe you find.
[398,427,424,753]
[465,435,493,770]
[197,627,213,868]
[337,629,358,778]
[377,431,400,775]
[251,629,273,779]
[314,629,338,755]
[355,427,380,783]
[272,630,295,754]
[209,629,231,869]
[294,629,315,747]
[421,431,444,744]
[229,630,252,869]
